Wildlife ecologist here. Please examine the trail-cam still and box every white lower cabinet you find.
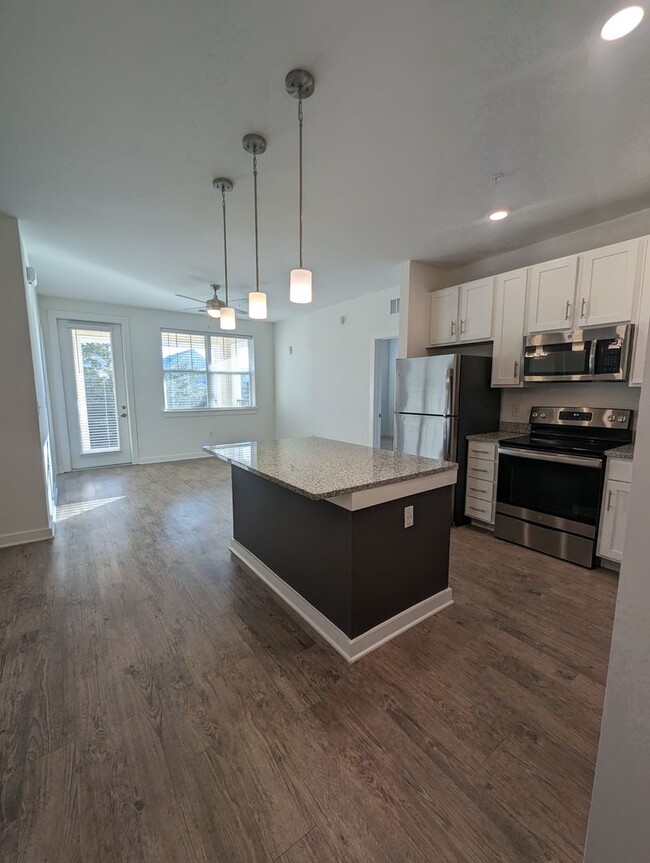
[598,459,633,564]
[465,441,498,525]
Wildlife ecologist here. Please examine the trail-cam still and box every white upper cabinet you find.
[428,279,494,346]
[630,237,650,386]
[527,256,578,333]
[429,287,459,345]
[577,239,641,327]
[491,268,528,387]
[459,277,494,342]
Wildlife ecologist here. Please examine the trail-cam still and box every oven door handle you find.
[497,447,602,469]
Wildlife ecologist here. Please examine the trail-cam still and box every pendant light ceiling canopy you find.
[286,68,315,304]
[212,177,237,330]
[242,133,268,320]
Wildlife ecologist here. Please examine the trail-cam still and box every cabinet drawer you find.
[465,496,494,523]
[468,457,496,482]
[468,442,497,462]
[608,459,633,483]
[465,477,494,502]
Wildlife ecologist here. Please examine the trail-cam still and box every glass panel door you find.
[58,321,132,469]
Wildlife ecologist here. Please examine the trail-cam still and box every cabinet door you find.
[578,239,641,327]
[429,287,459,346]
[630,238,650,386]
[527,255,578,333]
[491,268,528,387]
[597,479,630,563]
[459,277,494,342]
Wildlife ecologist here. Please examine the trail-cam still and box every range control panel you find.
[530,406,632,429]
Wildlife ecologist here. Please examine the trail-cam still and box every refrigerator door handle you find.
[445,368,454,417]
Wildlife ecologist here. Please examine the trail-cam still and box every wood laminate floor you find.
[0,458,618,862]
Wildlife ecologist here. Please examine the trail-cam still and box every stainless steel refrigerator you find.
[395,354,501,524]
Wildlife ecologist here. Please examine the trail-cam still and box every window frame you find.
[160,328,256,414]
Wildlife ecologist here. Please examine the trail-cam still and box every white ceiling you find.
[1,0,649,321]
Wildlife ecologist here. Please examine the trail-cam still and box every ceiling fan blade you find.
[176,293,206,304]
[229,299,250,309]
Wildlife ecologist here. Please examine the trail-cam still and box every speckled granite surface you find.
[203,436,457,500]
[606,444,634,460]
[467,423,530,443]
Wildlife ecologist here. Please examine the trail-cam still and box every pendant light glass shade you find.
[290,268,312,304]
[219,306,236,330]
[286,69,315,304]
[248,291,268,319]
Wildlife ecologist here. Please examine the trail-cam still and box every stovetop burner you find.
[500,433,619,458]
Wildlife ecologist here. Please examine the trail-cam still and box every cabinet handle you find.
[450,320,456,338]
[514,360,519,378]
[460,319,466,335]
[468,506,483,513]
[472,468,489,474]
[565,300,571,320]
[607,489,614,511]
[469,486,485,493]
[580,298,586,319]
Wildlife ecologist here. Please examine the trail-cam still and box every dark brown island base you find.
[203,437,458,662]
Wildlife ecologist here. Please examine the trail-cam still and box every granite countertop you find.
[203,436,457,500]
[606,444,634,460]
[467,423,530,443]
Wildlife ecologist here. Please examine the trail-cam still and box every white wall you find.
[441,207,650,287]
[501,383,640,426]
[39,296,275,468]
[274,286,399,446]
[0,214,51,547]
[584,338,650,862]
[398,261,445,358]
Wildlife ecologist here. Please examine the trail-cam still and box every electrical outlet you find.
[404,505,414,528]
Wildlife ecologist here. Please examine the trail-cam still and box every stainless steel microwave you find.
[523,324,633,383]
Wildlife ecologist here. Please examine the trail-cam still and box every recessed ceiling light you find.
[489,210,509,221]
[601,6,644,40]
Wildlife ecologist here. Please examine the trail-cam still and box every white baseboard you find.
[137,451,210,465]
[0,527,54,549]
[230,539,453,663]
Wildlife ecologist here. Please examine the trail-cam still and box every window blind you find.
[70,327,120,453]
[161,330,254,411]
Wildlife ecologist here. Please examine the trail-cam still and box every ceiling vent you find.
[389,297,400,315]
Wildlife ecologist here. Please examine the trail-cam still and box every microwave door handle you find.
[588,338,597,377]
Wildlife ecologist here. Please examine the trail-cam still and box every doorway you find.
[57,320,132,469]
[373,337,399,450]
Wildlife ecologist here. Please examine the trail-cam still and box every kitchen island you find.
[203,437,457,662]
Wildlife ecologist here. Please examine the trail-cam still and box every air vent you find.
[389,297,400,315]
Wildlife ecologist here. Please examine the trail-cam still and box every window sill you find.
[162,408,259,418]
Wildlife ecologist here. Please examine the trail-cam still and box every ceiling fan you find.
[176,285,250,319]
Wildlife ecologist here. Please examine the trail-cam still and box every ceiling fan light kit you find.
[286,68,315,304]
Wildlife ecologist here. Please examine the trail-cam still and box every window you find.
[161,330,255,412]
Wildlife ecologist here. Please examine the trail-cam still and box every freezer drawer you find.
[395,413,456,462]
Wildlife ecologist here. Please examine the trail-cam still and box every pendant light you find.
[212,177,236,330]
[242,133,268,320]
[286,68,315,304]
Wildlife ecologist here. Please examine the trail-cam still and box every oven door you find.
[523,338,592,382]
[496,447,604,537]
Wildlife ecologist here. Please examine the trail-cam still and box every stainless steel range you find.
[495,407,633,568]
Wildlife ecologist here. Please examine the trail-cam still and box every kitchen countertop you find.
[606,444,634,460]
[467,423,530,444]
[203,436,457,500]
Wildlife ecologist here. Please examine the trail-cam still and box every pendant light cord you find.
[298,97,304,269]
[253,154,260,291]
[221,188,229,306]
